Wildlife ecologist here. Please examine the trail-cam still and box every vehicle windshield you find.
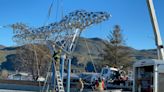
[110,70,119,80]
[102,69,108,75]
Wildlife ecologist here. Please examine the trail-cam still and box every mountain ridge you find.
[0,37,157,71]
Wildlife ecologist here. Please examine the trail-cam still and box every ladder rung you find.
[59,87,63,89]
[58,84,63,86]
[55,70,64,91]
[58,84,62,86]
[59,90,64,91]
[58,83,62,85]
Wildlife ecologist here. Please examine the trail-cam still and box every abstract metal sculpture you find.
[9,10,110,92]
[10,10,110,53]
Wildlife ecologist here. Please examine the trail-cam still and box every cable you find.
[33,45,41,92]
[60,0,64,18]
[0,26,3,28]
[41,62,52,92]
[48,0,55,18]
[0,25,8,29]
[84,38,97,73]
[55,0,59,21]
[43,0,55,26]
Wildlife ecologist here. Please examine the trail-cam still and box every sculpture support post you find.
[66,58,71,92]
[51,61,56,90]
[60,54,66,81]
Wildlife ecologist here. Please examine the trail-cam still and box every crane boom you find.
[147,0,164,60]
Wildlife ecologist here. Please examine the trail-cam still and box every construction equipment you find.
[147,0,164,60]
[133,59,164,92]
[133,0,164,92]
[100,66,131,90]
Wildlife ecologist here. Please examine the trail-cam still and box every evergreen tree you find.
[103,25,133,69]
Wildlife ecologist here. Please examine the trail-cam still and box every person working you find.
[53,49,62,70]
[95,77,104,91]
[77,78,84,92]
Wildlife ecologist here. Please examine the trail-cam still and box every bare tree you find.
[14,44,51,81]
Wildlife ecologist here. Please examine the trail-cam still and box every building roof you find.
[133,59,164,67]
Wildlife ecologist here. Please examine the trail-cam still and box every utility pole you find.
[147,0,164,60]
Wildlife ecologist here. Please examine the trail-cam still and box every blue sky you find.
[0,0,163,50]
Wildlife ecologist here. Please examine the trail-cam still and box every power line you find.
[43,0,55,25]
[84,38,97,73]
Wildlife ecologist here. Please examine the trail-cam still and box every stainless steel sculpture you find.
[9,10,110,92]
[10,10,110,53]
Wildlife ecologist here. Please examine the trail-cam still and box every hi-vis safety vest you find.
[96,82,104,91]
[53,51,60,62]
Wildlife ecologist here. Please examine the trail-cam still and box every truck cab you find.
[100,66,119,81]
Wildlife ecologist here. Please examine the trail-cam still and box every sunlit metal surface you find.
[10,10,110,52]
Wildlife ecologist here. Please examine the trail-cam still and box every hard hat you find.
[52,45,56,48]
[58,49,62,53]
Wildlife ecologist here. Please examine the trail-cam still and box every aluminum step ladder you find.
[46,42,65,92]
[56,71,65,92]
